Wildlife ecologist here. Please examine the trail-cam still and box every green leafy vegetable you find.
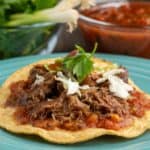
[62,43,98,82]
[0,0,58,26]
[44,64,51,72]
[34,0,57,10]
[0,0,59,59]
[0,0,93,27]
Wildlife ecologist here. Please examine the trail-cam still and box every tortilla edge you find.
[0,58,150,144]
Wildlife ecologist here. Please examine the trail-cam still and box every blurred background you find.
[0,0,150,59]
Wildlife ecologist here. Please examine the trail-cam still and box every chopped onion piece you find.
[34,74,45,85]
[108,75,133,99]
[96,69,133,99]
[55,71,90,95]
[103,69,125,78]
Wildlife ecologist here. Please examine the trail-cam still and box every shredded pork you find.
[5,64,149,131]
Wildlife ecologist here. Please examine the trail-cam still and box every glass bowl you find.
[0,22,57,59]
[78,0,150,58]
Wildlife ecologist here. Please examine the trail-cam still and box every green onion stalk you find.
[6,0,95,31]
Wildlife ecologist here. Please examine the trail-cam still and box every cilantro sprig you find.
[62,43,98,82]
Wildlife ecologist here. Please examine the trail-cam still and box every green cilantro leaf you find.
[62,43,98,82]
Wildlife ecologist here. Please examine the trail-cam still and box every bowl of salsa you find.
[79,0,150,58]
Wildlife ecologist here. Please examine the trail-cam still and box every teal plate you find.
[0,53,150,150]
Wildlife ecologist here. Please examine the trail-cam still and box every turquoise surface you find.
[0,53,150,150]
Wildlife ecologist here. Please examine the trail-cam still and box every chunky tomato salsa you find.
[81,2,150,27]
[79,2,150,58]
[5,63,150,131]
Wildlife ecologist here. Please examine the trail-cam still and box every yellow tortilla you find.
[0,58,150,144]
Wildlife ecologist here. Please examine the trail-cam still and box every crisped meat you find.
[5,64,150,131]
[83,67,128,86]
[6,65,64,107]
[28,94,89,121]
[67,95,89,111]
[81,87,129,117]
[117,67,128,83]
[83,72,101,86]
[28,100,63,120]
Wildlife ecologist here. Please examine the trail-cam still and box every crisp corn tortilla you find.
[0,58,150,144]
